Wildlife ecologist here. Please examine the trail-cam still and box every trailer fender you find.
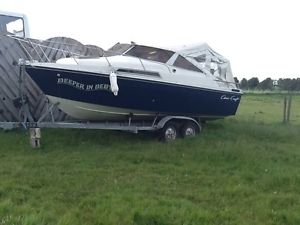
[156,116,201,131]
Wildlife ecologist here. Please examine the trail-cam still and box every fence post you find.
[283,96,287,123]
[29,128,41,148]
[287,95,292,123]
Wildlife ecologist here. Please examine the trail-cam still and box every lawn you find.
[0,94,300,225]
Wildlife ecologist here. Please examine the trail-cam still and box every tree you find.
[240,78,248,89]
[258,78,273,90]
[278,78,292,91]
[277,78,300,91]
[234,77,239,84]
[296,78,300,91]
[248,77,259,89]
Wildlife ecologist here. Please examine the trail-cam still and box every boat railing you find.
[3,35,101,64]
[138,58,146,71]
[5,34,173,74]
[136,57,172,73]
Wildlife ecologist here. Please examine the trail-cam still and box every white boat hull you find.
[48,95,156,121]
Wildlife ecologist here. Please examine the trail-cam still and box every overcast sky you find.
[2,0,300,80]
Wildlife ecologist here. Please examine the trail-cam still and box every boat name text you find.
[220,95,240,102]
[57,78,110,92]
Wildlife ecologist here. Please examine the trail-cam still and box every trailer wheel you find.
[180,121,200,138]
[160,122,178,142]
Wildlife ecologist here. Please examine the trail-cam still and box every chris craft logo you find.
[57,75,110,92]
[220,95,240,102]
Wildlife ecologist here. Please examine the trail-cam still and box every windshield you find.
[106,43,132,56]
[125,45,174,63]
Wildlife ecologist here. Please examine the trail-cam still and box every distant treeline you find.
[234,77,300,91]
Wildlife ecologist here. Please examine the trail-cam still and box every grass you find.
[0,94,300,225]
[236,93,300,124]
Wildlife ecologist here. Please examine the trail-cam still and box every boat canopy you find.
[176,43,228,63]
[175,43,235,83]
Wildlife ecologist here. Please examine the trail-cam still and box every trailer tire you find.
[180,121,200,138]
[160,122,178,142]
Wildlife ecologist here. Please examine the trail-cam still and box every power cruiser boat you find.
[25,43,242,121]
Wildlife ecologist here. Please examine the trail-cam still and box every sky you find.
[1,0,300,80]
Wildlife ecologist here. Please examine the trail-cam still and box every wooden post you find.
[283,96,287,123]
[287,95,292,123]
[29,128,41,148]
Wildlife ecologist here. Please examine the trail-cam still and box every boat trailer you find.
[0,109,202,144]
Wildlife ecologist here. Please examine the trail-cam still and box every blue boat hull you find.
[25,65,242,120]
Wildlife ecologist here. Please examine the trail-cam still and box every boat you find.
[24,42,242,121]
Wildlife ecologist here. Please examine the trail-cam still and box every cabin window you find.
[125,46,174,63]
[173,55,201,72]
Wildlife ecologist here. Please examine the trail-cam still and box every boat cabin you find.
[120,43,235,84]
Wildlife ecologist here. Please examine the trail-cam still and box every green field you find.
[0,94,300,225]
